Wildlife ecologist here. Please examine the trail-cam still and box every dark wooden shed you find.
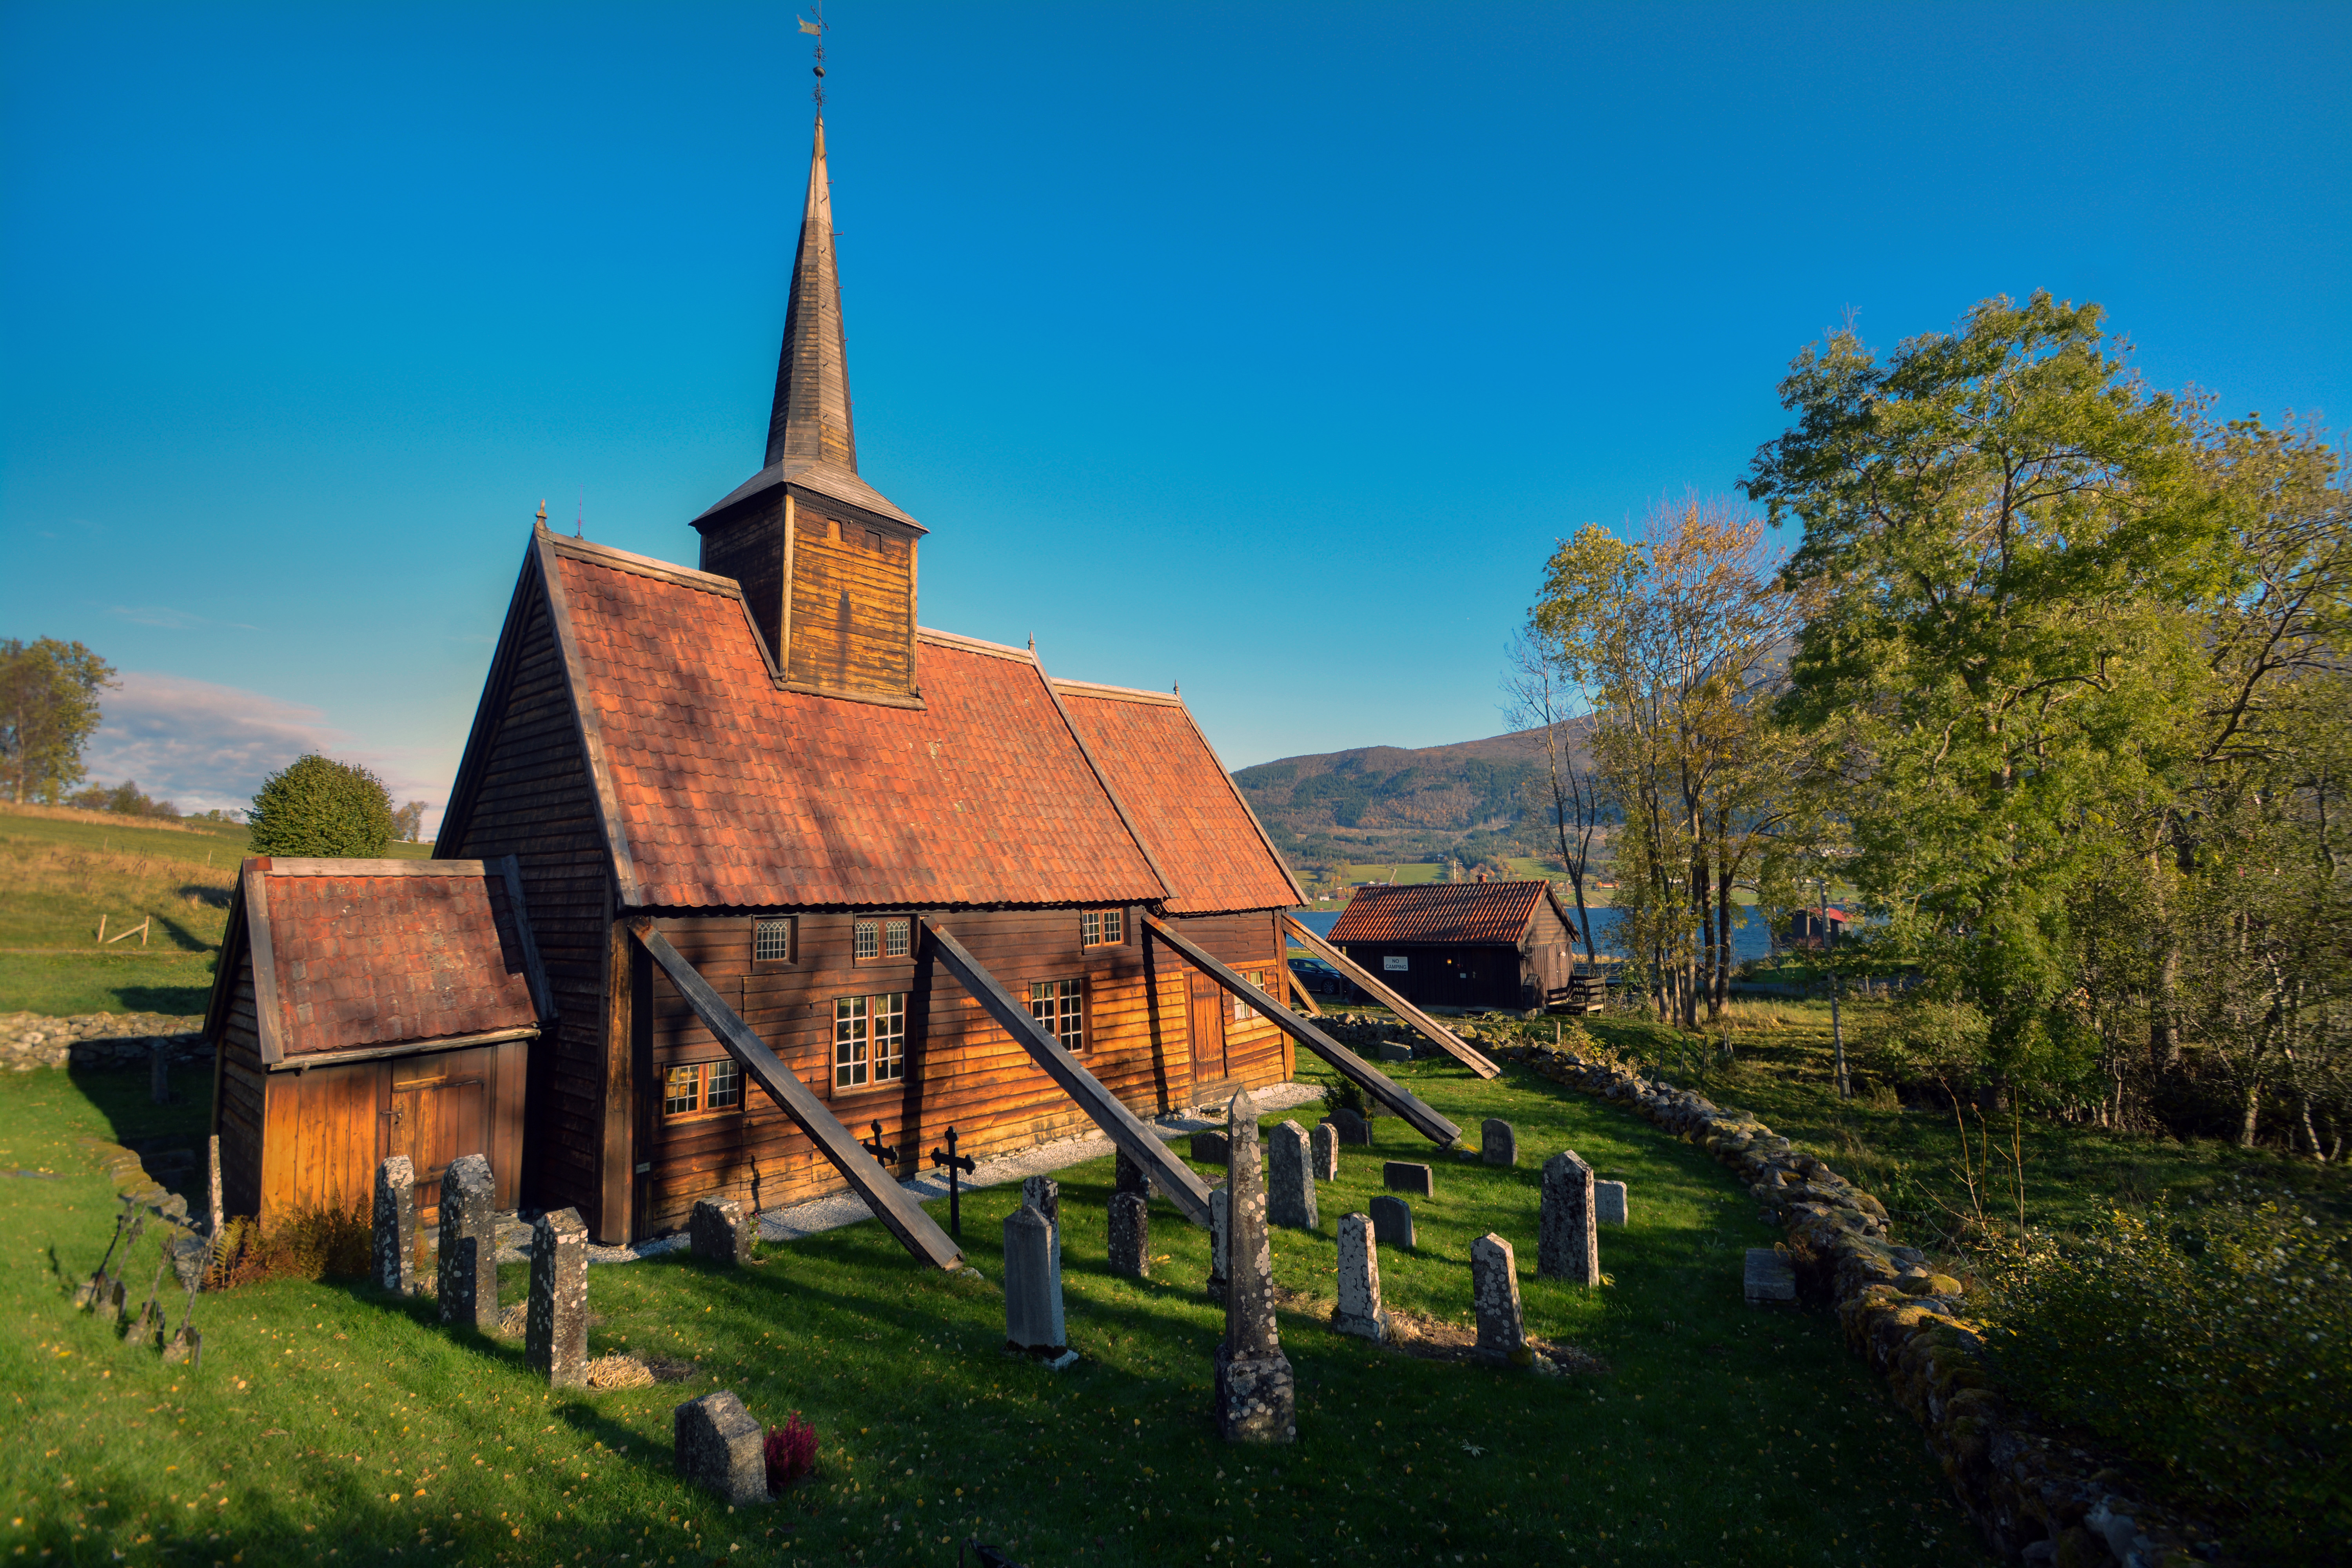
[1327,880,1576,1011]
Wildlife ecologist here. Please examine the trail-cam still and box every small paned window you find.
[854,916,912,962]
[1081,909,1124,947]
[1029,978,1083,1051]
[871,993,907,1083]
[754,917,794,963]
[835,996,870,1088]
[853,922,879,961]
[885,917,911,958]
[663,1061,742,1120]
[1230,970,1269,1023]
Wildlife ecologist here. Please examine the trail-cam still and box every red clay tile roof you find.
[251,860,543,1054]
[552,546,1168,908]
[1054,681,1303,916]
[1326,880,1556,946]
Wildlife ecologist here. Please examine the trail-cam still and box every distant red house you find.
[1327,880,1576,1011]
[1783,907,1850,950]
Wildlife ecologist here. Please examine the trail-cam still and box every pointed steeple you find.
[766,115,857,472]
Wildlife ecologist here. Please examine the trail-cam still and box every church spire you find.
[764,115,857,472]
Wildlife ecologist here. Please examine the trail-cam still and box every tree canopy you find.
[0,637,117,804]
[248,753,397,858]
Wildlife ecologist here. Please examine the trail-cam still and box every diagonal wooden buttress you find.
[1281,915,1501,1079]
[630,923,962,1271]
[921,920,1214,1228]
[1142,915,1463,1147]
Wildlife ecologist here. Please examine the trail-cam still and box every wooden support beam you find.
[1285,964,1323,1017]
[1143,915,1461,1148]
[922,920,1214,1227]
[1282,916,1502,1080]
[632,924,961,1271]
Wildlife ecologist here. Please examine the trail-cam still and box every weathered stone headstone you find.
[1744,1248,1797,1306]
[1189,1131,1230,1165]
[1266,1120,1318,1230]
[1374,1041,1413,1064]
[1214,1088,1295,1445]
[1003,1202,1066,1354]
[1595,1180,1629,1227]
[1331,1213,1385,1342]
[1470,1232,1528,1366]
[1108,1191,1149,1278]
[1538,1151,1599,1285]
[690,1198,753,1266]
[1310,1121,1339,1180]
[372,1155,417,1296]
[435,1153,498,1329]
[1369,1194,1415,1250]
[674,1390,767,1506]
[1020,1175,1061,1268]
[1114,1147,1151,1199]
[1382,1161,1434,1198]
[1480,1119,1517,1167]
[1328,1106,1371,1146]
[1206,1184,1230,1305]
[525,1207,588,1387]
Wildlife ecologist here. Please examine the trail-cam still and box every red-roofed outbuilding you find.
[1327,880,1578,1011]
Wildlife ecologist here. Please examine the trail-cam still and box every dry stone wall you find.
[1495,1041,2224,1568]
[2,1013,210,1073]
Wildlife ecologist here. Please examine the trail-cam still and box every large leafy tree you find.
[1742,294,2225,1095]
[249,753,397,858]
[0,637,118,803]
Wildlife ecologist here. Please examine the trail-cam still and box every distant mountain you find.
[1233,726,1592,866]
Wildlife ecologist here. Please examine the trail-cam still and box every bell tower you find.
[691,114,925,707]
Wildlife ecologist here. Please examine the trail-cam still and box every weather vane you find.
[799,2,826,111]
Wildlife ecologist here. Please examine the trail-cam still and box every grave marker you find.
[1310,1122,1339,1180]
[1539,1151,1600,1285]
[1021,1176,1061,1269]
[1470,1233,1528,1366]
[690,1198,753,1266]
[435,1153,498,1330]
[525,1207,588,1387]
[1744,1248,1797,1306]
[1595,1180,1628,1226]
[1214,1089,1295,1445]
[1481,1119,1517,1167]
[1267,1120,1318,1230]
[1369,1194,1415,1250]
[674,1390,768,1506]
[1189,1131,1230,1165]
[1383,1161,1434,1198]
[372,1155,417,1296]
[1331,1214,1386,1342]
[1328,1107,1371,1146]
[1114,1147,1151,1199]
[1108,1192,1149,1279]
[1003,1202,1067,1355]
[1206,1184,1230,1305]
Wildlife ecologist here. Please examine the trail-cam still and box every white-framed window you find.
[854,916,912,963]
[1230,969,1271,1022]
[1028,978,1083,1051]
[1081,909,1124,947]
[835,993,907,1090]
[662,1059,744,1119]
[754,917,795,963]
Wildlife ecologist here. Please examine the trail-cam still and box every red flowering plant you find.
[764,1412,817,1495]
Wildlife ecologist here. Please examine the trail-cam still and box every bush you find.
[764,1412,817,1494]
[207,1203,374,1289]
[1981,1185,2350,1557]
[248,753,396,858]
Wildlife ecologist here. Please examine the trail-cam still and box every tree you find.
[1503,628,1606,970]
[249,754,397,857]
[0,638,117,803]
[392,800,429,842]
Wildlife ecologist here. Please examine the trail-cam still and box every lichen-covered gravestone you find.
[436,1153,498,1330]
[1331,1213,1386,1342]
[1114,1147,1151,1199]
[1470,1232,1528,1366]
[1595,1180,1628,1227]
[1369,1194,1415,1250]
[1190,1131,1231,1165]
[1539,1151,1600,1285]
[1382,1161,1434,1197]
[1481,1118,1517,1167]
[675,1390,768,1506]
[1267,1120,1318,1230]
[372,1155,417,1295]
[1214,1089,1295,1444]
[1310,1121,1339,1180]
[690,1198,753,1265]
[1021,1175,1061,1268]
[1108,1192,1149,1279]
[525,1207,588,1387]
[1003,1202,1067,1355]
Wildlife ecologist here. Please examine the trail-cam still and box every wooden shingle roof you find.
[1327,880,1562,946]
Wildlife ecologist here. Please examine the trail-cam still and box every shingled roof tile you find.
[1326,880,1557,946]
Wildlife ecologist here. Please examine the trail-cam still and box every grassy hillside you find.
[0,802,432,1017]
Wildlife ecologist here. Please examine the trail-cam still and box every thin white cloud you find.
[80,671,445,832]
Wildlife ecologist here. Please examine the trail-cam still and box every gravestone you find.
[372,1155,417,1296]
[1266,1120,1318,1230]
[1539,1151,1600,1286]
[690,1198,753,1266]
[1214,1089,1295,1445]
[1206,1184,1230,1305]
[1331,1213,1386,1342]
[1114,1147,1151,1199]
[1481,1119,1517,1167]
[1003,1202,1066,1354]
[1382,1161,1434,1198]
[1470,1233,1528,1366]
[1374,1041,1412,1064]
[1744,1248,1797,1306]
[674,1390,768,1506]
[1595,1180,1629,1227]
[1189,1131,1230,1165]
[1108,1192,1149,1279]
[435,1153,498,1330]
[1021,1175,1061,1268]
[1369,1194,1416,1250]
[525,1207,589,1387]
[1328,1107,1371,1146]
[1310,1122,1339,1181]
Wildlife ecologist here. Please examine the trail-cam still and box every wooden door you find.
[388,1060,486,1226]
[1189,971,1227,1086]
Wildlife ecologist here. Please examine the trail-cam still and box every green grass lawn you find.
[3,1059,1986,1567]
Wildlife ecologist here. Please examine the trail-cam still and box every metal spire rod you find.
[800,2,827,110]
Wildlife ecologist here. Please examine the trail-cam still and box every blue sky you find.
[4,3,2347,826]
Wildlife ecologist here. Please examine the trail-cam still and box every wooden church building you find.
[207,115,1410,1259]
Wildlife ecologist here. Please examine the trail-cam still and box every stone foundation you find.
[1,1013,210,1074]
